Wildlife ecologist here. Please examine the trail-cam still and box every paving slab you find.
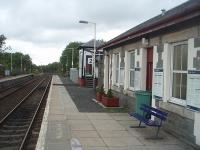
[78,137,106,147]
[71,130,99,138]
[36,75,194,150]
[91,119,126,131]
[86,113,113,120]
[98,130,132,138]
[102,136,143,146]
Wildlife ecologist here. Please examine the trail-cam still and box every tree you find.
[39,62,62,74]
[0,34,6,52]
[60,42,82,74]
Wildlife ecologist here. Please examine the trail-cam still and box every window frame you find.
[169,41,188,106]
[128,50,135,91]
[114,53,120,86]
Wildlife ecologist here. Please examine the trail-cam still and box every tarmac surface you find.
[60,77,106,112]
[36,75,195,150]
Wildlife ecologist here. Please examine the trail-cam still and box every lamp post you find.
[21,55,23,73]
[10,53,12,73]
[79,20,96,90]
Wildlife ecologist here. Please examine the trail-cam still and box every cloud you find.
[0,0,188,65]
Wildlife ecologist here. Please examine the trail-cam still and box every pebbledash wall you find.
[103,21,200,146]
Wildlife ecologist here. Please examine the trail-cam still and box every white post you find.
[21,55,23,73]
[93,23,96,89]
[71,48,74,68]
[11,53,12,73]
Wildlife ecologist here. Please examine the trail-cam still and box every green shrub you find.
[100,85,105,95]
[107,89,113,98]
[96,87,100,93]
[96,85,105,95]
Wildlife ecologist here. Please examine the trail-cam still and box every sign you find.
[187,70,200,110]
[88,58,93,64]
[152,69,163,100]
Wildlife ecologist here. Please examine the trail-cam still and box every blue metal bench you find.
[129,104,168,138]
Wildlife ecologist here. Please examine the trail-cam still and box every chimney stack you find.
[161,9,166,16]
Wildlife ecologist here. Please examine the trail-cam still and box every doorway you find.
[146,47,153,91]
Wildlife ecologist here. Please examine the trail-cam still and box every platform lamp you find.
[79,20,96,90]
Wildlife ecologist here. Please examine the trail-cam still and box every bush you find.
[107,89,113,98]
[96,85,105,94]
[96,87,100,93]
[100,85,105,95]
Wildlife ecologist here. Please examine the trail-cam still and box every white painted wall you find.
[104,54,108,91]
[124,50,129,90]
[151,46,158,108]
[194,112,200,145]
[163,43,172,103]
[140,48,147,91]
[112,53,115,86]
[188,38,198,70]
[79,50,83,78]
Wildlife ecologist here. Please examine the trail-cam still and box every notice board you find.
[152,69,163,100]
[187,70,200,110]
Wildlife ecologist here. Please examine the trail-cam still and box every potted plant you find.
[102,89,119,107]
[96,85,105,102]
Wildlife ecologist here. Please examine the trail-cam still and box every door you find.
[85,55,92,76]
[146,47,153,91]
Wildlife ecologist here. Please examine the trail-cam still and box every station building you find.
[100,0,200,147]
[78,39,104,87]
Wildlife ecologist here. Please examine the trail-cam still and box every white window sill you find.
[128,87,135,91]
[169,97,186,107]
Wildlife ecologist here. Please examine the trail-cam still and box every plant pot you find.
[102,95,119,107]
[79,78,85,87]
[96,92,102,102]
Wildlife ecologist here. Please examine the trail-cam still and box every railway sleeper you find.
[0,139,22,147]
[2,124,29,129]
[0,133,25,138]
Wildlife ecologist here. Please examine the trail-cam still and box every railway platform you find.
[0,74,32,83]
[36,75,193,150]
[0,74,33,90]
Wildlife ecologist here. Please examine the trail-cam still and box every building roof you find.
[80,39,105,49]
[101,0,200,49]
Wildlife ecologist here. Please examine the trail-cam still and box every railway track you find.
[0,76,43,121]
[0,77,37,100]
[0,75,52,150]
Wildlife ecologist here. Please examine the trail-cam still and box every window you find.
[115,53,120,84]
[129,51,135,89]
[171,43,188,105]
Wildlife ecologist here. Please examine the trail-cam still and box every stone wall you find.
[112,90,136,112]
[97,56,104,87]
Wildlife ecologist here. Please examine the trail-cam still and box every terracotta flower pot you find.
[79,78,85,87]
[96,92,102,102]
[102,95,119,107]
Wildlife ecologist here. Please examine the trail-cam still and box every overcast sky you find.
[0,0,188,65]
